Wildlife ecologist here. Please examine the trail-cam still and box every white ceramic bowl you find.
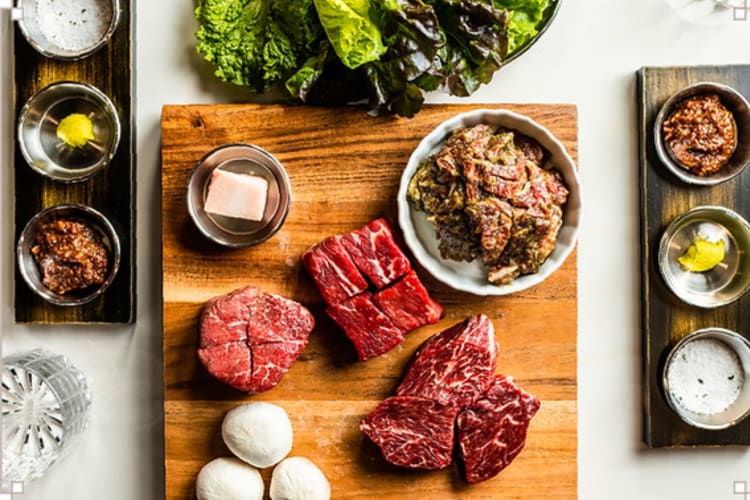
[397,109,582,296]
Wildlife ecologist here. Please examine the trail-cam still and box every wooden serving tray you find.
[638,65,750,447]
[13,1,135,323]
[162,103,578,498]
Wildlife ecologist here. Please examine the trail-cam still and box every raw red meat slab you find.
[302,235,368,305]
[197,286,314,393]
[457,375,541,484]
[360,396,459,470]
[396,314,498,407]
[373,270,443,331]
[341,218,411,289]
[198,286,258,348]
[326,293,405,361]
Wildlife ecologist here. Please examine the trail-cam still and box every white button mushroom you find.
[195,457,263,500]
[270,457,331,500]
[222,402,294,468]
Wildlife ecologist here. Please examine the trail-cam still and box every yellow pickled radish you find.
[56,113,95,148]
[678,238,726,272]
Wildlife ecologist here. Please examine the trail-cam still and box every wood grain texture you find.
[639,65,750,447]
[162,103,578,498]
[13,2,135,323]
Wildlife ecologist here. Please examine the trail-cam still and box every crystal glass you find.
[1,349,92,486]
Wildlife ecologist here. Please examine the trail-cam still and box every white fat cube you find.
[204,169,269,222]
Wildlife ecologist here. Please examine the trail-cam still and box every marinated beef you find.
[359,396,459,470]
[407,124,570,286]
[396,314,498,407]
[198,286,314,393]
[457,375,541,483]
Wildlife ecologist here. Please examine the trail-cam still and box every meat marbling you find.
[457,375,541,483]
[197,286,314,393]
[359,396,459,470]
[396,314,498,407]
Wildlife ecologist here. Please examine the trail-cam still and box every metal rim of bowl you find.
[504,0,561,64]
[653,81,750,186]
[14,0,121,61]
[17,203,121,306]
[186,143,292,249]
[17,80,121,183]
[662,327,750,430]
[658,205,750,308]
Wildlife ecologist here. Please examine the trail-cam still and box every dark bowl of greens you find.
[194,0,560,118]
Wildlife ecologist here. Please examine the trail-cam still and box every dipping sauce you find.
[31,219,109,295]
[666,337,744,415]
[662,93,737,176]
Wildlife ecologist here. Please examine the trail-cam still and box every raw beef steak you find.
[457,375,541,483]
[341,218,411,289]
[302,235,368,305]
[303,218,442,360]
[198,286,314,393]
[373,270,443,331]
[360,396,459,470]
[396,315,498,407]
[326,293,405,361]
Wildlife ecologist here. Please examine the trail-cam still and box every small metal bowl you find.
[18,81,121,183]
[663,327,750,430]
[658,206,750,308]
[17,204,121,306]
[653,82,750,186]
[187,144,291,248]
[14,0,120,60]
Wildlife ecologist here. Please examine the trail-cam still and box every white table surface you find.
[2,0,750,498]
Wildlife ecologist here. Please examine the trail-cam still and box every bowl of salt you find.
[13,0,120,60]
[663,327,750,430]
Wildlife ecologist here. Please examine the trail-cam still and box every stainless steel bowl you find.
[187,144,291,248]
[14,0,120,60]
[18,81,121,183]
[658,206,750,308]
[663,327,750,430]
[653,82,750,186]
[17,204,121,306]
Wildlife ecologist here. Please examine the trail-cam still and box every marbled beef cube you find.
[360,396,459,470]
[373,270,443,332]
[326,292,405,361]
[457,375,540,483]
[341,218,411,289]
[302,235,369,305]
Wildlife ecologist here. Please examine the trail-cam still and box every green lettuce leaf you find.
[427,0,509,96]
[195,0,324,91]
[312,0,387,69]
[493,0,549,53]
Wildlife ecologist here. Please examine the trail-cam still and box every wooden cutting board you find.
[161,103,578,499]
[638,65,750,447]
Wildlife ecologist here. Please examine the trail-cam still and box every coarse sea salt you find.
[36,0,114,52]
[666,338,744,415]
